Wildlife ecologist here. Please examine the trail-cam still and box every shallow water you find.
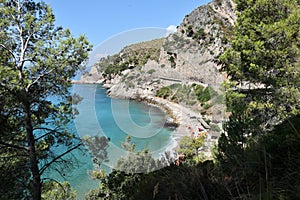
[44,84,173,199]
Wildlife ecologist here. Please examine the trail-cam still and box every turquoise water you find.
[44,84,173,199]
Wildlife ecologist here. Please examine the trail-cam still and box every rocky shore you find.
[74,0,235,157]
[73,79,214,155]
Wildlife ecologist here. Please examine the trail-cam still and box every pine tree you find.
[0,0,92,199]
[217,0,300,198]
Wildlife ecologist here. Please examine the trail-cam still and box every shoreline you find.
[72,79,208,155]
[135,96,203,152]
[72,81,209,154]
[118,95,210,155]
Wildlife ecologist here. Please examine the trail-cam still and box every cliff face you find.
[79,0,236,152]
[82,0,236,99]
[158,0,235,85]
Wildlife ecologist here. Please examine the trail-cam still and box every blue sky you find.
[46,0,211,47]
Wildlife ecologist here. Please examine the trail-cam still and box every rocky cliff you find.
[79,0,236,153]
[82,0,235,95]
[82,0,235,114]
[158,0,235,85]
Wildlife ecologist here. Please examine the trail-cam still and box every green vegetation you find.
[156,86,172,99]
[2,0,300,199]
[177,136,205,163]
[127,81,135,88]
[84,1,300,199]
[216,0,300,198]
[42,182,77,200]
[103,62,128,77]
[156,83,218,107]
[192,28,206,40]
[0,0,92,199]
[209,123,221,132]
[202,103,212,110]
[84,136,229,200]
[186,25,194,37]
[85,159,227,200]
[146,69,156,74]
[96,38,164,77]
[194,85,217,102]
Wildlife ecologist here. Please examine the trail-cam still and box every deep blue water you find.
[44,84,173,199]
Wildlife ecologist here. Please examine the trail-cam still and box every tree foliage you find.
[220,0,300,127]
[156,83,218,106]
[0,0,92,199]
[41,181,77,200]
[85,136,226,200]
[177,136,205,163]
[84,0,300,199]
[216,0,300,199]
[218,0,300,156]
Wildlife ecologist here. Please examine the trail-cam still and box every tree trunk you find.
[24,103,41,200]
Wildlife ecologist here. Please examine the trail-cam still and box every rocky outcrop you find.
[79,1,235,139]
[83,0,236,94]
[79,0,236,155]
[158,0,235,85]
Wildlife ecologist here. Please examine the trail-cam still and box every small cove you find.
[44,84,174,199]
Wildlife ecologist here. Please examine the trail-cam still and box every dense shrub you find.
[156,87,172,99]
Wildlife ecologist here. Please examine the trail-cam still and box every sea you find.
[43,84,174,199]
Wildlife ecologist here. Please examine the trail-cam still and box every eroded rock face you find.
[158,0,236,86]
[82,0,236,99]
[78,0,235,153]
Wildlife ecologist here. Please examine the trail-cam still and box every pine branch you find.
[39,142,82,175]
[26,69,54,92]
[33,127,61,142]
[0,43,17,65]
[0,140,28,151]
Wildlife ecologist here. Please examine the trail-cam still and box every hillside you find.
[100,38,164,77]
[158,0,235,84]
[83,0,300,199]
[83,0,235,90]
[80,0,236,153]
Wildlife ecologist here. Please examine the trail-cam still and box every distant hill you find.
[84,0,235,85]
[94,38,164,77]
[81,0,235,121]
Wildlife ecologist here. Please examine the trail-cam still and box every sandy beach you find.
[73,81,212,156]
[141,96,209,153]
